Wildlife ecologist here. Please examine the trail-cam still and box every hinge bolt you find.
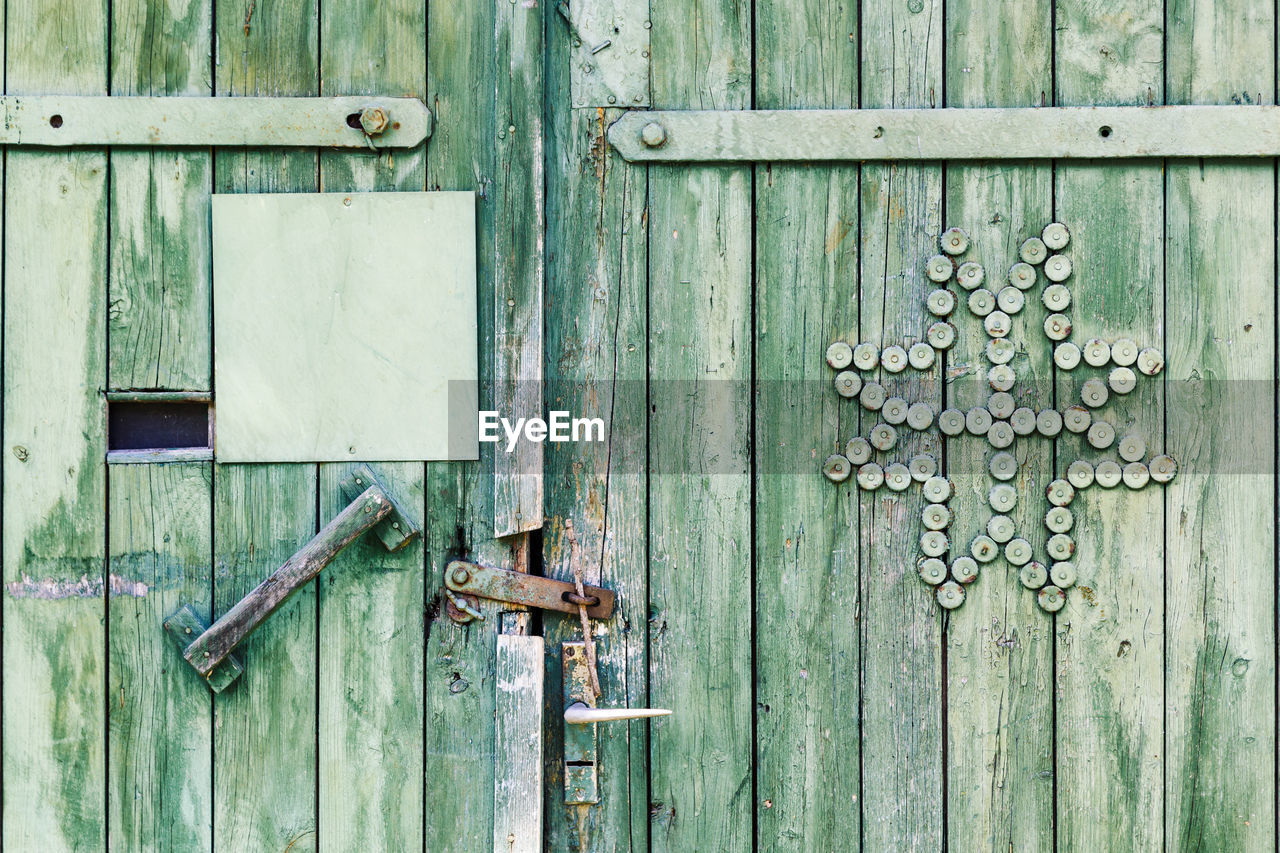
[641,122,667,148]
[359,106,390,136]
[451,565,471,585]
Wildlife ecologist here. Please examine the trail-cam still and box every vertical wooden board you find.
[857,1,943,849]
[1165,2,1276,848]
[648,0,752,848]
[543,18,649,850]
[316,6,426,851]
[109,0,212,392]
[1054,4,1164,846]
[108,464,213,851]
[493,634,544,853]
[212,2,319,849]
[753,0,861,849]
[2,1,107,848]
[942,1,1055,849]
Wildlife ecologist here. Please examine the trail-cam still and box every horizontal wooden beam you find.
[0,96,431,147]
[609,106,1280,161]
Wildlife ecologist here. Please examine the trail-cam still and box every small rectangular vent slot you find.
[108,401,211,452]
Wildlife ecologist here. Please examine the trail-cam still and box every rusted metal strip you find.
[609,106,1280,162]
[444,560,614,619]
[0,96,431,147]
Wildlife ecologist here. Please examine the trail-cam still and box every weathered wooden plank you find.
[2,1,106,848]
[858,1,943,849]
[212,0,319,848]
[647,0,752,848]
[493,634,544,853]
[1054,3,1165,847]
[108,464,213,850]
[317,6,427,849]
[542,11,650,844]
[753,0,860,849]
[1165,1,1276,848]
[491,0,545,537]
[942,0,1055,849]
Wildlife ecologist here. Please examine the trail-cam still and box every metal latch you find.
[163,465,419,692]
[443,560,614,622]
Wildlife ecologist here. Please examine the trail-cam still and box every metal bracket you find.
[558,0,649,108]
[0,96,431,148]
[609,105,1280,162]
[163,466,419,693]
[444,560,614,620]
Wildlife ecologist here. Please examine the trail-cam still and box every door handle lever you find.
[163,465,419,692]
[564,702,672,724]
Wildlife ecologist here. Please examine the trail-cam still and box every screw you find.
[641,122,667,148]
[364,504,373,513]
[185,627,192,634]
[359,106,390,136]
[391,522,400,530]
[451,565,471,585]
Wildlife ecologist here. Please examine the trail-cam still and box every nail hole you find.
[346,112,362,129]
[873,126,884,138]
[49,114,63,128]
[1098,125,1112,138]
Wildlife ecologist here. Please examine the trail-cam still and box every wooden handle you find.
[181,485,393,676]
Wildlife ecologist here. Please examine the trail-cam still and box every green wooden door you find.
[1,0,1276,851]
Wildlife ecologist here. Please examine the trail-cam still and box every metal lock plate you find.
[560,0,650,108]
[562,642,600,804]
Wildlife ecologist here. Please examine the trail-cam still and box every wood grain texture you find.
[942,0,1055,850]
[2,1,107,848]
[1055,3,1165,846]
[493,634,544,853]
[857,1,943,849]
[542,45,649,853]
[108,464,214,851]
[1165,1,1276,849]
[211,1,319,849]
[753,0,861,850]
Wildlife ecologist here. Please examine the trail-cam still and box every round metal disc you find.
[1111,338,1138,366]
[1020,561,1048,589]
[845,436,872,464]
[1011,407,1037,435]
[1066,459,1095,489]
[987,514,1016,543]
[1043,254,1072,282]
[1081,377,1109,408]
[1095,459,1122,488]
[1149,454,1178,483]
[956,261,986,291]
[881,345,908,373]
[996,286,1025,314]
[859,382,887,411]
[1082,338,1111,367]
[1019,237,1048,265]
[936,581,966,610]
[1054,342,1082,370]
[918,557,948,585]
[1109,366,1136,395]
[1117,433,1146,462]
[951,556,980,584]
[1008,262,1037,290]
[987,337,1015,365]
[926,254,954,283]
[923,476,953,503]
[987,392,1015,420]
[1046,534,1076,561]
[920,530,950,558]
[970,535,1000,563]
[1063,405,1092,433]
[852,342,879,370]
[1036,409,1064,437]
[1045,506,1074,534]
[927,321,957,350]
[1041,222,1071,250]
[985,311,1012,338]
[987,420,1015,449]
[826,341,853,370]
[966,406,993,436]
[908,342,936,370]
[1046,478,1075,507]
[885,462,912,491]
[1123,462,1150,489]
[822,454,851,482]
[1043,313,1073,341]
[988,450,1018,481]
[1042,282,1072,310]
[909,454,938,482]
[988,483,1017,513]
[1086,420,1116,449]
[834,370,862,398]
[927,288,957,316]
[1050,561,1077,588]
[968,288,995,316]
[922,503,951,530]
[940,227,970,255]
[869,423,897,451]
[988,364,1015,391]
[938,408,966,436]
[906,402,935,431]
[882,397,908,424]
[857,462,884,490]
[1005,538,1033,566]
[1136,347,1165,376]
[1037,585,1066,612]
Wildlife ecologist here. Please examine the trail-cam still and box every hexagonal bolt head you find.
[359,106,391,136]
[641,122,667,148]
[450,565,471,585]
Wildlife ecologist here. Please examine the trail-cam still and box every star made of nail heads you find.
[821,222,1178,614]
